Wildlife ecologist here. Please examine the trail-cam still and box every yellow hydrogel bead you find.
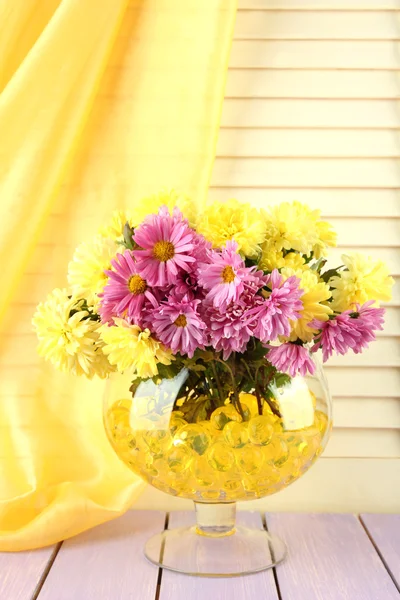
[191,457,216,487]
[248,415,274,446]
[174,424,210,455]
[201,490,221,501]
[167,445,193,473]
[168,412,187,435]
[236,445,264,475]
[223,421,249,448]
[223,478,242,493]
[210,405,242,430]
[315,410,330,436]
[107,406,131,441]
[142,430,171,457]
[239,393,259,416]
[257,466,281,494]
[207,442,235,472]
[262,437,289,467]
[105,400,330,503]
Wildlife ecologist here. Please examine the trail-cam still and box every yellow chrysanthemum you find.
[132,189,197,228]
[100,319,173,378]
[68,235,119,308]
[32,289,113,379]
[313,220,337,259]
[260,246,306,272]
[263,201,336,257]
[197,199,266,257]
[281,268,333,342]
[330,253,394,312]
[99,209,135,241]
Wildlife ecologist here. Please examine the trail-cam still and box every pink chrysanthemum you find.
[353,300,385,345]
[133,206,196,287]
[311,300,385,362]
[246,269,303,343]
[99,250,157,324]
[267,343,316,378]
[198,240,264,308]
[151,293,207,358]
[203,292,263,360]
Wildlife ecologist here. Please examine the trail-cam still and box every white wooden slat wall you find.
[207,0,400,512]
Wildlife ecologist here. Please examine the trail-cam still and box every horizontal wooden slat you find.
[230,41,400,69]
[212,158,400,188]
[387,277,400,305]
[324,428,400,458]
[207,188,400,217]
[333,398,400,430]
[217,129,400,158]
[225,70,400,99]
[235,11,399,39]
[221,99,400,128]
[325,366,400,397]
[327,338,400,367]
[238,1,400,11]
[326,217,400,246]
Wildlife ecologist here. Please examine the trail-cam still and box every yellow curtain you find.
[0,0,237,551]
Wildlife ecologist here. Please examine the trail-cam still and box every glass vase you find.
[103,356,332,576]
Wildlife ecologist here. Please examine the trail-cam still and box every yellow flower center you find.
[174,314,187,327]
[153,240,175,262]
[222,265,236,284]
[128,274,147,295]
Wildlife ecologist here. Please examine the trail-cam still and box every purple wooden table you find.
[1,511,399,600]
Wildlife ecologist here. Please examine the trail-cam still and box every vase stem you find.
[194,502,237,537]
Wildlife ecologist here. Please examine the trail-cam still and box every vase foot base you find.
[144,525,287,577]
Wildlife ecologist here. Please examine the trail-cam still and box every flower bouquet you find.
[33,190,394,576]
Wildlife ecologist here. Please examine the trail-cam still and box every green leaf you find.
[179,394,213,423]
[320,266,345,283]
[122,222,135,251]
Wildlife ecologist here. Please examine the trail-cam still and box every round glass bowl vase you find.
[103,360,332,577]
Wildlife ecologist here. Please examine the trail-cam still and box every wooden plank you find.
[0,544,58,600]
[207,188,400,217]
[325,367,400,397]
[212,158,400,188]
[217,129,400,158]
[235,11,399,40]
[324,428,400,459]
[159,511,279,599]
[327,339,400,367]
[267,513,400,599]
[333,398,400,430]
[225,69,400,99]
[238,1,400,8]
[38,511,164,600]
[221,100,400,128]
[230,41,400,69]
[360,514,400,590]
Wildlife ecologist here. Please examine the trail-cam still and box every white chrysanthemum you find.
[68,235,119,307]
[32,288,113,379]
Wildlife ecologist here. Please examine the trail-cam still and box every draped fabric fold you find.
[0,0,237,550]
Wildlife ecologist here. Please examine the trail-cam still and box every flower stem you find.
[215,356,245,420]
